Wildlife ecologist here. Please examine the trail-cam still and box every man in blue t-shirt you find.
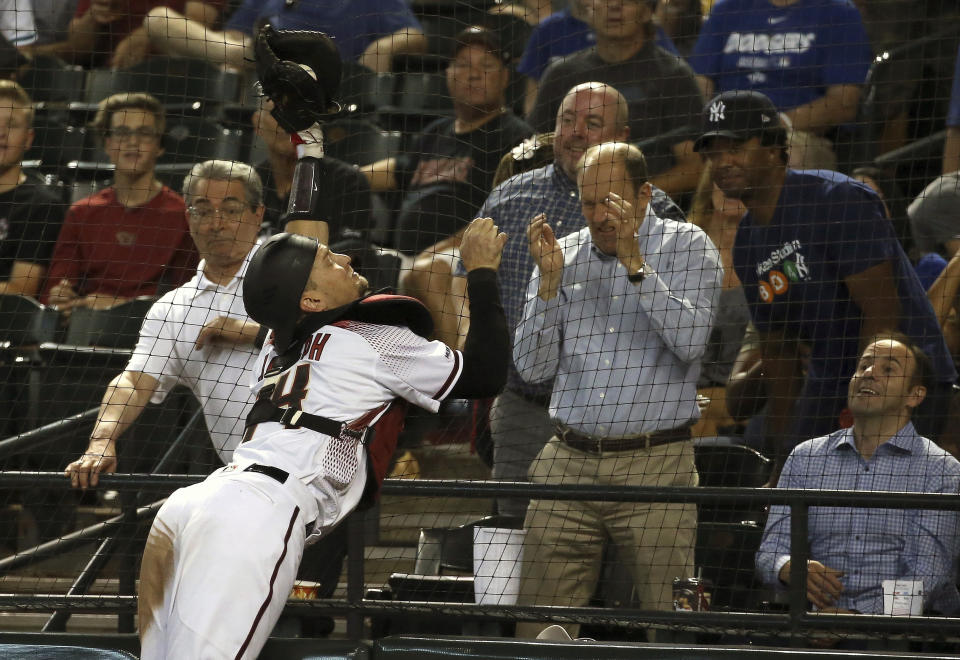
[695,90,956,466]
[141,0,426,72]
[689,0,871,138]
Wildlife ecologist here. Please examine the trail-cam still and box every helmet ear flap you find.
[243,233,319,352]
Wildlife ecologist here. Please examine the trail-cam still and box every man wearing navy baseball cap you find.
[695,90,956,471]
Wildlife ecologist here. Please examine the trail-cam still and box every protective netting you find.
[0,0,957,653]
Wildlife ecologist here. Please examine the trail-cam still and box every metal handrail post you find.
[345,511,365,638]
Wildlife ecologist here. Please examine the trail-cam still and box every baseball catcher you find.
[137,218,510,658]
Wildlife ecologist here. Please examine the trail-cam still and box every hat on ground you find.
[693,90,784,152]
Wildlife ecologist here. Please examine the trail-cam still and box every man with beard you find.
[695,90,955,467]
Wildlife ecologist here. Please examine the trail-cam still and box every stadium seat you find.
[82,56,241,108]
[17,55,86,104]
[25,116,88,177]
[695,520,765,611]
[376,54,453,135]
[339,61,396,115]
[64,297,156,349]
[324,118,402,166]
[694,437,771,523]
[161,116,243,165]
[0,294,57,346]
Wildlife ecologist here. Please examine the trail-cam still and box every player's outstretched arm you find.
[448,218,510,399]
[64,370,159,489]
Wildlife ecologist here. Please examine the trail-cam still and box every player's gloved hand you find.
[291,123,325,159]
[254,24,343,134]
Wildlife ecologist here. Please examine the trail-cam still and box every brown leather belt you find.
[557,424,691,454]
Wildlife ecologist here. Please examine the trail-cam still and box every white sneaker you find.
[535,624,573,641]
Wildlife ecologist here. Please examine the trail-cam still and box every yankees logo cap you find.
[693,90,782,152]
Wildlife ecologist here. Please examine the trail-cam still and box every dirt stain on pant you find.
[138,521,174,638]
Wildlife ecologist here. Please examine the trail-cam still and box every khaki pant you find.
[515,436,698,639]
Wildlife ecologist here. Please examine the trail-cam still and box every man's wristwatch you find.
[627,262,651,283]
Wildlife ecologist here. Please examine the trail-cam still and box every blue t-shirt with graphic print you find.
[733,169,956,387]
[689,0,871,111]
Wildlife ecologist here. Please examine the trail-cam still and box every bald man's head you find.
[553,82,630,180]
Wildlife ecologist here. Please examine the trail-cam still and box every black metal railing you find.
[0,473,957,644]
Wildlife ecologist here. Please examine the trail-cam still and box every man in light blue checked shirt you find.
[475,82,685,518]
[512,141,721,638]
[757,334,960,615]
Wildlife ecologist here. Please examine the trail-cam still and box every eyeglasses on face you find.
[187,203,249,223]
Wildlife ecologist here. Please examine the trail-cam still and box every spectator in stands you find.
[513,142,720,639]
[0,80,63,298]
[464,82,685,517]
[67,0,226,69]
[653,0,702,56]
[249,97,372,240]
[0,0,37,49]
[687,165,750,437]
[43,92,198,312]
[757,334,960,616]
[689,0,872,169]
[141,0,426,73]
[516,0,680,116]
[528,0,704,198]
[18,0,77,59]
[363,27,531,256]
[359,27,531,343]
[695,90,956,469]
[943,44,960,174]
[907,173,960,291]
[63,159,264,485]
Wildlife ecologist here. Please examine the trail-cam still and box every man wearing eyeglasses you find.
[43,92,198,312]
[65,159,266,486]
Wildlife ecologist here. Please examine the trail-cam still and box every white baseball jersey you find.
[125,242,262,463]
[236,319,463,490]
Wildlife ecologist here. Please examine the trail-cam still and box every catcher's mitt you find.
[254,24,343,133]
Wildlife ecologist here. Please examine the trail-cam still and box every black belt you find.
[244,463,289,484]
[557,425,691,454]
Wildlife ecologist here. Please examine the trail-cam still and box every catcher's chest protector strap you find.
[243,367,372,445]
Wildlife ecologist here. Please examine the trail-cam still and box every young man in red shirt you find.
[44,92,198,312]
